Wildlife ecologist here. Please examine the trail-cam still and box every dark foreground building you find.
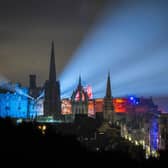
[44,41,61,120]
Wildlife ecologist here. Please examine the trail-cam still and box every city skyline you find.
[0,2,168,163]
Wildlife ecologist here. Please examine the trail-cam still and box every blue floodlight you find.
[130,96,134,101]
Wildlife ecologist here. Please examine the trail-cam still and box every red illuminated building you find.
[113,98,130,113]
[63,75,159,123]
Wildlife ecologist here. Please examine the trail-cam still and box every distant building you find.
[0,84,28,118]
[28,74,43,119]
[61,98,74,123]
[95,98,104,123]
[158,113,168,150]
[29,74,41,98]
[44,41,62,120]
[71,76,88,120]
[126,97,159,129]
[103,72,114,124]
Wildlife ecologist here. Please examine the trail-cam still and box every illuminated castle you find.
[0,43,160,124]
[44,41,62,120]
[0,86,29,118]
[0,79,159,123]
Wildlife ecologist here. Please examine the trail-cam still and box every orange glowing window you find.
[113,98,128,113]
[88,101,94,116]
[61,100,72,115]
[115,99,124,103]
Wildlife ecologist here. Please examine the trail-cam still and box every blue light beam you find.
[59,1,168,98]
[0,75,34,100]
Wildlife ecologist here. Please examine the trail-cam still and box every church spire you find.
[78,75,82,89]
[106,72,112,98]
[79,75,82,86]
[49,41,56,83]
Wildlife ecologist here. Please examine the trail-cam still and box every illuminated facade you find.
[94,97,158,114]
[0,88,28,118]
[84,85,93,99]
[150,117,159,151]
[61,99,72,115]
[28,98,44,119]
[71,76,88,116]
[0,85,159,122]
[28,74,43,118]
[0,85,43,119]
[61,98,74,122]
[113,98,130,113]
[88,100,95,117]
[120,97,161,158]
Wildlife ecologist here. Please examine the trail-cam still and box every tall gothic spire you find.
[49,41,56,83]
[79,75,81,86]
[44,41,61,119]
[78,75,82,89]
[106,72,112,98]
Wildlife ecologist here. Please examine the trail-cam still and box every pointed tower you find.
[49,41,56,83]
[106,72,112,98]
[71,76,88,117]
[78,75,82,90]
[103,72,114,123]
[44,41,61,120]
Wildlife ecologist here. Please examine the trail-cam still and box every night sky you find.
[0,0,111,86]
[1,0,168,103]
